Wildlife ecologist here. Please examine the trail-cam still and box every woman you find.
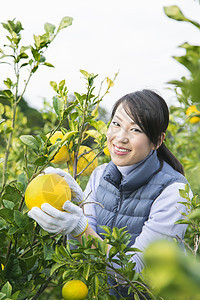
[28,89,191,298]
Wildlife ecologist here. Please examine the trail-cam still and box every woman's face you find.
[107,103,155,166]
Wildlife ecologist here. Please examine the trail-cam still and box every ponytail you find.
[157,143,185,175]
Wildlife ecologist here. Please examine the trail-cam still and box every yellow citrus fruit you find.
[70,146,98,176]
[186,105,200,124]
[25,173,71,210]
[49,131,70,164]
[62,280,88,300]
[103,146,110,156]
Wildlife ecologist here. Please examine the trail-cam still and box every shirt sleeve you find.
[129,182,192,273]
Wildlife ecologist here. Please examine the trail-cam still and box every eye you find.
[112,121,120,127]
[130,127,142,133]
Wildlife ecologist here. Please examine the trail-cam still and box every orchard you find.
[0,4,200,300]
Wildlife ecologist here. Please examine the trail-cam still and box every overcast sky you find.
[0,0,200,112]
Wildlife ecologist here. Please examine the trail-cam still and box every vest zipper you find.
[111,186,123,229]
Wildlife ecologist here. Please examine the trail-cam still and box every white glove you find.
[44,167,84,204]
[28,201,88,237]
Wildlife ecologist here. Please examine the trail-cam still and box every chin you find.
[112,160,128,167]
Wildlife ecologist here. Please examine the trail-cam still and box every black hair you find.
[111,89,184,175]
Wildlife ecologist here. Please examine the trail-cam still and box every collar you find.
[104,150,161,191]
[117,150,153,178]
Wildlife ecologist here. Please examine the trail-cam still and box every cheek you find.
[106,127,112,140]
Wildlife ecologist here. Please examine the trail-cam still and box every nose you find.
[116,128,129,143]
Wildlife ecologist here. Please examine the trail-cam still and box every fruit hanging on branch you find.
[69,145,98,176]
[62,280,88,300]
[48,131,70,164]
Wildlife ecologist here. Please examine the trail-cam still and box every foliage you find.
[175,184,200,256]
[141,5,200,300]
[49,227,154,300]
[0,18,124,300]
[0,16,73,191]
[163,5,200,196]
[143,239,200,299]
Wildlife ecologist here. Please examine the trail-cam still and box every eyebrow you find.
[114,114,136,125]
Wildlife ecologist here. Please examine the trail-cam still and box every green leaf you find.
[34,156,48,166]
[74,92,84,106]
[20,135,39,150]
[43,62,54,67]
[99,225,112,235]
[83,263,91,281]
[14,210,29,228]
[3,89,13,99]
[80,69,90,79]
[2,200,15,210]
[109,246,118,259]
[84,248,100,256]
[2,185,21,204]
[11,291,20,300]
[70,112,79,121]
[57,16,73,32]
[58,245,71,258]
[90,120,107,135]
[175,219,192,225]
[53,96,64,120]
[112,227,119,239]
[20,46,29,53]
[63,103,77,119]
[92,274,99,296]
[17,172,28,192]
[86,130,101,142]
[107,77,114,88]
[0,208,14,223]
[0,292,7,299]
[188,208,200,220]
[61,131,78,145]
[44,22,56,34]
[185,183,190,194]
[179,189,188,199]
[164,5,200,30]
[1,281,12,297]
[7,227,22,235]
[50,81,57,92]
[3,78,13,89]
[164,6,188,22]
[50,263,65,276]
[31,46,41,60]
[59,79,66,91]
[44,244,55,260]
[5,254,22,279]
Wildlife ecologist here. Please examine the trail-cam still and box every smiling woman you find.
[28,89,192,299]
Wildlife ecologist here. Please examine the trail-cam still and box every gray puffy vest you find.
[96,151,187,246]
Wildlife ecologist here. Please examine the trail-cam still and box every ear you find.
[152,133,166,150]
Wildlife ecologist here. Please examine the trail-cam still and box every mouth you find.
[113,144,130,154]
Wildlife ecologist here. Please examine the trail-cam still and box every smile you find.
[113,145,130,153]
